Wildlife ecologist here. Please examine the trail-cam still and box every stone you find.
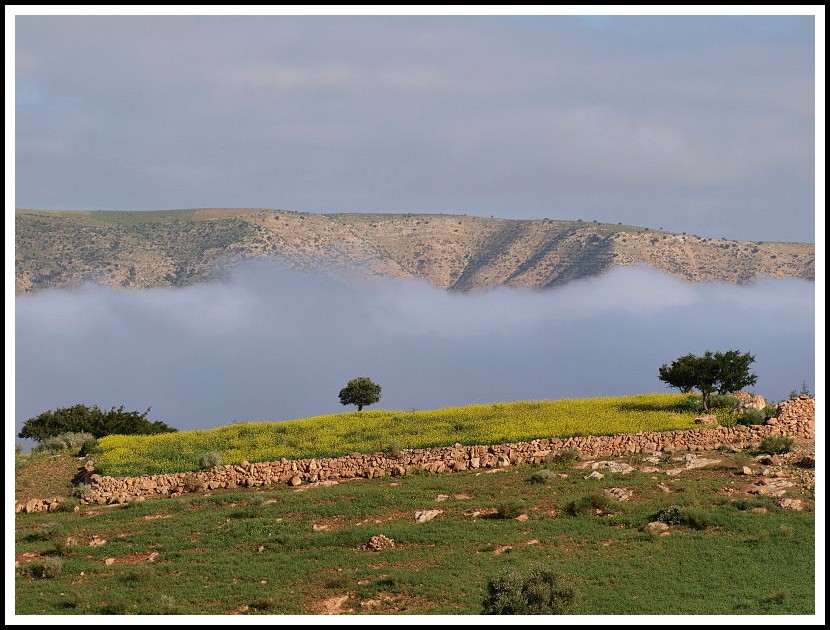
[414,509,443,523]
[591,461,634,474]
[778,498,803,511]
[515,514,529,522]
[694,415,719,426]
[435,494,450,502]
[495,455,511,467]
[753,478,795,496]
[742,466,753,476]
[756,455,778,466]
[585,471,604,480]
[362,534,395,551]
[646,522,670,534]
[288,475,303,487]
[604,487,634,502]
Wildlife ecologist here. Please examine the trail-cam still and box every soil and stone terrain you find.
[15,208,815,293]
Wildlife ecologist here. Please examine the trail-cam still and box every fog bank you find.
[14,262,816,437]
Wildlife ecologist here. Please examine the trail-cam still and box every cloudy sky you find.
[12,10,817,242]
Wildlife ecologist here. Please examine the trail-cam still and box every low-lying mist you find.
[14,262,815,438]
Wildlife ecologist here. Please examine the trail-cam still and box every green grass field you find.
[14,448,815,615]
[94,394,698,477]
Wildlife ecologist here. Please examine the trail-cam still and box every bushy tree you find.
[482,566,577,615]
[18,404,177,442]
[658,350,757,411]
[338,377,381,412]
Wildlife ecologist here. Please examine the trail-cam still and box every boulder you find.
[694,415,719,426]
[414,509,443,523]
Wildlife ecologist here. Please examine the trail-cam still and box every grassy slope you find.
[94,394,698,476]
[14,445,815,615]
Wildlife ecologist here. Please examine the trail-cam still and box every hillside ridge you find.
[15,208,815,293]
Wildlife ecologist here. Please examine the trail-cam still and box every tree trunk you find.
[358,404,363,412]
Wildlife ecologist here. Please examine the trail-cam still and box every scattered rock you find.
[756,455,778,466]
[657,483,673,494]
[88,536,107,546]
[591,461,635,474]
[742,466,753,476]
[104,558,116,565]
[362,534,395,551]
[312,524,330,531]
[320,594,353,615]
[515,514,529,522]
[414,509,443,523]
[778,498,804,511]
[492,545,512,555]
[752,478,795,496]
[476,469,506,475]
[453,493,473,499]
[288,475,303,487]
[694,415,718,426]
[604,487,634,502]
[640,466,661,473]
[524,539,540,545]
[435,494,450,502]
[584,471,604,480]
[496,455,511,467]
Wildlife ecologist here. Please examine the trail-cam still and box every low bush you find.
[71,483,93,500]
[482,566,577,614]
[736,409,765,426]
[198,452,222,469]
[34,432,95,454]
[495,499,526,519]
[385,439,403,458]
[545,448,581,468]
[79,438,99,457]
[652,505,714,529]
[528,469,556,484]
[565,494,611,516]
[19,557,64,579]
[759,436,794,455]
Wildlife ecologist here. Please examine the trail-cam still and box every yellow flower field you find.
[95,393,695,476]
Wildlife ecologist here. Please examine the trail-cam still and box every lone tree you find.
[658,350,757,411]
[338,377,382,412]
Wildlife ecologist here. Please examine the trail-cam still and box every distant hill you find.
[14,208,815,293]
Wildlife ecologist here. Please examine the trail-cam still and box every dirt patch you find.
[318,594,354,615]
[15,453,80,503]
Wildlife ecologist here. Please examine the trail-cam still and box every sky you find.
[11,9,819,243]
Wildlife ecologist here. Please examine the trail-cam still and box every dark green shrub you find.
[495,499,526,519]
[565,494,611,516]
[482,566,577,614]
[528,469,555,484]
[759,436,794,455]
[545,448,581,468]
[198,452,222,469]
[652,505,713,529]
[736,408,765,426]
[79,438,99,457]
[762,405,778,420]
[654,505,684,525]
[675,395,704,414]
[709,394,739,410]
[19,404,176,442]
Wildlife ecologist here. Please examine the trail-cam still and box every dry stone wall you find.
[15,396,815,512]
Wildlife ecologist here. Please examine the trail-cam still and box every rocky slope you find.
[15,208,815,293]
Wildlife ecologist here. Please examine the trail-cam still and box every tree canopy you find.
[18,404,177,442]
[338,377,382,412]
[658,350,757,411]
